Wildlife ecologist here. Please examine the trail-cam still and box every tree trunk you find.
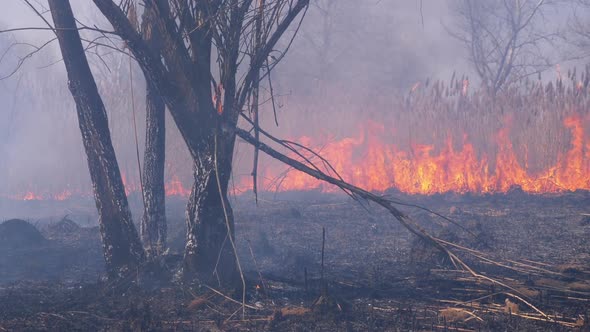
[92,0,308,285]
[140,82,166,256]
[184,134,238,287]
[140,4,167,256]
[49,0,144,278]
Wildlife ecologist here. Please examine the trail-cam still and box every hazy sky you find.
[0,1,585,207]
[0,1,469,81]
[0,1,470,195]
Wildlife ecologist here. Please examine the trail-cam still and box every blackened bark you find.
[93,0,207,160]
[184,137,238,287]
[141,83,166,255]
[140,4,167,256]
[92,0,308,285]
[180,0,250,284]
[49,0,145,278]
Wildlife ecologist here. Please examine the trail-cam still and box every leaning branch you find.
[231,125,552,315]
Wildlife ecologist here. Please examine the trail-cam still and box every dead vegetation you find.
[0,191,588,331]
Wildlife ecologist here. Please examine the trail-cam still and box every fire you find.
[121,173,138,195]
[5,116,589,200]
[165,175,191,197]
[6,189,73,201]
[22,192,43,201]
[54,190,73,201]
[242,116,589,195]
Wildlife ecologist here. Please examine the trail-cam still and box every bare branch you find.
[448,0,558,93]
[0,38,57,80]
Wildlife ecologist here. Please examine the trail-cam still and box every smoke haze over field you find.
[1,4,590,330]
[0,1,587,213]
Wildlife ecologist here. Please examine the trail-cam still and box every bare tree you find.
[138,2,167,257]
[47,0,145,278]
[6,1,549,308]
[34,0,309,286]
[567,0,590,59]
[448,0,558,93]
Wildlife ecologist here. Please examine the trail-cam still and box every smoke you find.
[273,1,466,95]
[0,1,586,216]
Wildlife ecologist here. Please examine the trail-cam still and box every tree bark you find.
[141,82,166,255]
[184,140,238,286]
[92,0,308,286]
[49,0,145,278]
[140,3,167,256]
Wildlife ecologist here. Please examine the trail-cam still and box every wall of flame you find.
[230,115,589,195]
[3,80,590,200]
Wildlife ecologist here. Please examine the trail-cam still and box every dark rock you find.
[0,219,46,248]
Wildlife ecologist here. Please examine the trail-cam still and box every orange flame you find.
[241,116,589,194]
[165,175,191,196]
[6,116,589,200]
[22,192,43,201]
[54,190,73,201]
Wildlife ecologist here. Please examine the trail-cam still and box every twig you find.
[503,292,552,321]
[128,52,146,221]
[203,285,260,310]
[214,133,247,319]
[265,59,279,126]
[320,226,326,294]
[246,239,268,295]
[225,306,243,322]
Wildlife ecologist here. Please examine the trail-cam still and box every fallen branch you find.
[231,124,552,321]
[233,125,470,265]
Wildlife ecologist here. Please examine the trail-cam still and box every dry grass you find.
[233,69,590,195]
[440,307,479,322]
[279,306,311,317]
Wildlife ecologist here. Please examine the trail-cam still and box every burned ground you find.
[0,191,589,331]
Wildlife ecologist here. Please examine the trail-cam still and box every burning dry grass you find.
[3,70,589,200]
[232,71,590,195]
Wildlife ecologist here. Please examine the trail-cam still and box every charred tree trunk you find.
[184,133,238,286]
[141,82,166,255]
[92,0,309,286]
[140,4,167,256]
[49,0,145,278]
